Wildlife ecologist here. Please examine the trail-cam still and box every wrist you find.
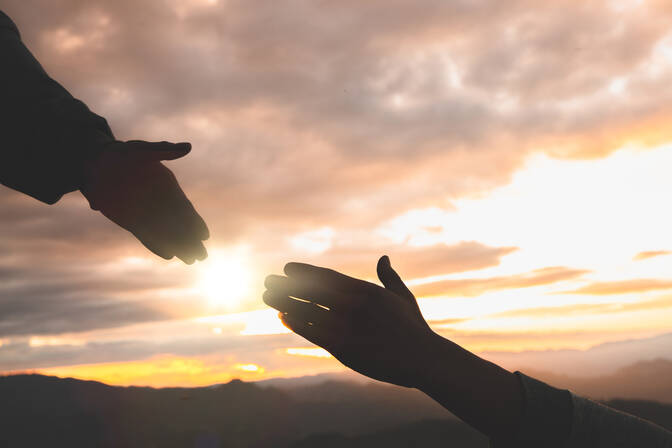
[412,330,463,391]
[412,331,525,440]
[80,141,124,210]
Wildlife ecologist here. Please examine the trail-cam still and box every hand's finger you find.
[176,199,210,242]
[264,275,349,309]
[139,232,204,265]
[133,232,175,260]
[377,255,415,302]
[138,221,206,265]
[172,236,209,265]
[193,211,210,241]
[279,312,330,348]
[147,165,209,243]
[283,262,376,294]
[140,165,208,263]
[130,213,195,264]
[194,240,208,261]
[125,141,192,162]
[159,217,207,263]
[264,290,331,324]
[176,250,196,265]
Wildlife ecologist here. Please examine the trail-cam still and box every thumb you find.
[124,141,192,162]
[377,255,415,301]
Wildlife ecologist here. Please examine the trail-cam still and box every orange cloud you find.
[559,279,672,295]
[32,356,275,388]
[298,241,517,281]
[492,296,672,319]
[413,266,588,298]
[5,0,672,381]
[634,250,672,261]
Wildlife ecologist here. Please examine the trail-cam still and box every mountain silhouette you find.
[525,358,672,402]
[2,367,672,447]
[0,374,449,447]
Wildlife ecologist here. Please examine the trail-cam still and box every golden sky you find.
[2,0,672,387]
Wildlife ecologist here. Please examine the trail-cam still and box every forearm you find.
[413,332,524,441]
[415,335,672,447]
[0,11,114,204]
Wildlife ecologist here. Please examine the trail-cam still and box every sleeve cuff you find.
[492,372,573,448]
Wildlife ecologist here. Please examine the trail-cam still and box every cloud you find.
[5,0,672,241]
[633,250,672,261]
[491,295,672,319]
[0,229,202,337]
[483,331,672,377]
[290,241,517,280]
[5,0,672,242]
[412,266,588,298]
[3,0,672,376]
[0,327,309,372]
[559,279,672,295]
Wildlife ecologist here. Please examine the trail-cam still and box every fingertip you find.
[377,255,390,271]
[280,314,292,330]
[283,263,295,276]
[195,241,208,261]
[264,274,285,289]
[200,224,210,241]
[284,262,307,276]
[157,141,191,160]
[376,255,390,278]
[139,236,174,261]
[155,250,174,261]
[262,289,272,305]
[180,256,196,265]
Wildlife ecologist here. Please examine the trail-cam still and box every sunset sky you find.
[2,0,672,387]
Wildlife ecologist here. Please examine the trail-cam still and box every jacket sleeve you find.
[0,10,114,204]
[566,394,672,447]
[492,372,672,448]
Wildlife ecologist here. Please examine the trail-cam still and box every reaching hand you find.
[81,140,209,264]
[263,256,440,388]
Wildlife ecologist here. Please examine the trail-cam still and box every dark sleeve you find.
[492,372,573,448]
[492,372,672,448]
[565,394,672,447]
[0,10,114,204]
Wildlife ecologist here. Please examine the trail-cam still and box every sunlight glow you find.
[195,309,291,335]
[198,248,253,310]
[289,227,335,254]
[285,348,333,359]
[235,363,264,373]
[38,357,224,387]
[29,337,86,348]
[35,357,277,388]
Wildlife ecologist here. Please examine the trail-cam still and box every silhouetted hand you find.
[81,140,209,264]
[263,256,441,388]
[264,256,526,440]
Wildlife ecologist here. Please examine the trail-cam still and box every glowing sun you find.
[198,249,253,309]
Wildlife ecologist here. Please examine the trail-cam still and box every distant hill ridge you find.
[525,358,672,402]
[2,363,672,447]
[0,373,449,447]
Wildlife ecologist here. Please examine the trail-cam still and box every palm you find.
[264,257,437,388]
